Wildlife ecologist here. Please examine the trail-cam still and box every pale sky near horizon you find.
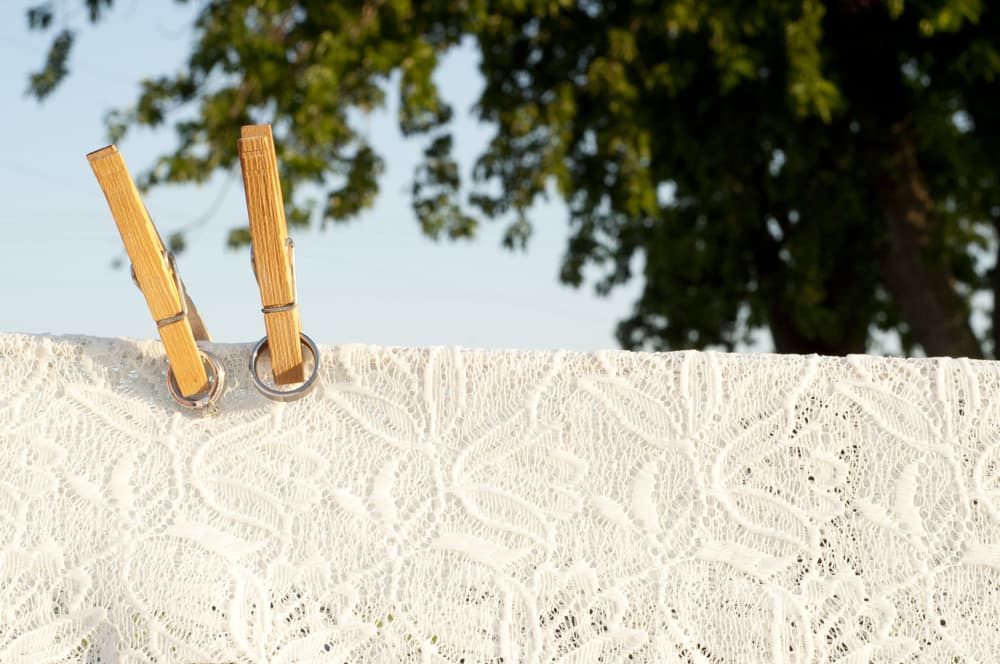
[0,1,669,352]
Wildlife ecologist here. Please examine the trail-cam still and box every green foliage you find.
[26,0,1000,354]
[27,29,72,99]
[166,231,186,254]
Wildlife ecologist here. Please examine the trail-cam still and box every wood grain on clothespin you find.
[87,145,210,397]
[238,124,305,384]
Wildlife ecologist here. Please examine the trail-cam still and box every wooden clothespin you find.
[237,124,305,384]
[87,145,210,398]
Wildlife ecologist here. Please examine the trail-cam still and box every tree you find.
[26,0,1000,356]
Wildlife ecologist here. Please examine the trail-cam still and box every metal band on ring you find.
[249,332,321,402]
[166,349,226,413]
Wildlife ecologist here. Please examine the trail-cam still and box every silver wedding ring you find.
[166,349,226,414]
[249,332,321,402]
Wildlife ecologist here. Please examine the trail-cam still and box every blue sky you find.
[0,1,654,351]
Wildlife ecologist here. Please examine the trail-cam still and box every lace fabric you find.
[1,333,998,663]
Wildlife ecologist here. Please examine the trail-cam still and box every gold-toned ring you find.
[166,349,226,414]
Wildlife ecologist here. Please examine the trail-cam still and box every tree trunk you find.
[878,125,983,359]
[751,219,868,356]
[768,301,867,355]
[992,227,1000,358]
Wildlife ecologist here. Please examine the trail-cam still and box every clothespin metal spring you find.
[130,251,186,328]
[251,238,297,315]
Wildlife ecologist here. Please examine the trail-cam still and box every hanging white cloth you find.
[1,333,997,663]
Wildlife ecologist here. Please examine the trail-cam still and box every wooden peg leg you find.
[88,145,210,396]
[238,125,305,384]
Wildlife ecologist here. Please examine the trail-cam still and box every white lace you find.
[1,333,998,663]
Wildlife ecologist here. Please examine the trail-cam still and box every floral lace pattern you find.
[1,334,998,663]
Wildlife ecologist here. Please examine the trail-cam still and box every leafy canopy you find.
[27,0,1000,354]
